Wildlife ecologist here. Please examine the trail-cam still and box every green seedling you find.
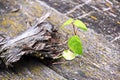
[61,18,88,60]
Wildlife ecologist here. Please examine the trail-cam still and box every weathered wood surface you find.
[0,56,66,80]
[0,1,67,80]
[42,0,120,46]
[42,0,120,80]
[0,12,63,66]
[0,0,120,80]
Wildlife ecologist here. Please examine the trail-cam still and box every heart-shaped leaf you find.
[61,18,74,28]
[68,35,83,55]
[62,50,76,60]
[73,20,87,31]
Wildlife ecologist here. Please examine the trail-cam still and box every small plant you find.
[60,18,88,60]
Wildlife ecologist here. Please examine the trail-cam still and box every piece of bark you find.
[0,14,63,66]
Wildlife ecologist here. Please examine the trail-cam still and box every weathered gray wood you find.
[0,0,67,80]
[39,0,120,80]
[0,56,66,80]
[41,0,120,45]
[0,12,62,66]
[0,1,63,66]
[0,0,120,80]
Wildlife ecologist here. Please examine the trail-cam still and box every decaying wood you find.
[0,12,63,66]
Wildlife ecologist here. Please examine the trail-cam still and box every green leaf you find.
[68,35,83,55]
[61,18,74,28]
[62,50,76,60]
[73,20,87,31]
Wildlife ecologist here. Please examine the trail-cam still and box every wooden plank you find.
[39,0,120,80]
[0,56,66,80]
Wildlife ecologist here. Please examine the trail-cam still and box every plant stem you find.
[72,23,77,35]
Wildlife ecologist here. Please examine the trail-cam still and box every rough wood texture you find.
[0,0,67,66]
[0,12,63,66]
[0,0,67,79]
[42,0,120,46]
[0,56,66,80]
[0,0,120,80]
